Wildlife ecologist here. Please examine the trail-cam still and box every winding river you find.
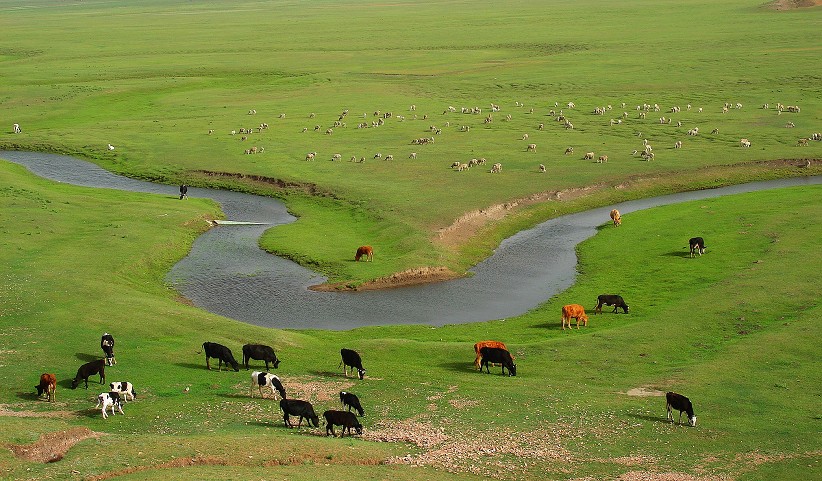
[3,151,820,330]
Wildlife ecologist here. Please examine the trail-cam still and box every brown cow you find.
[610,209,622,226]
[561,304,589,330]
[473,340,513,370]
[355,245,373,262]
[36,373,56,402]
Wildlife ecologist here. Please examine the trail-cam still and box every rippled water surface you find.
[4,151,819,330]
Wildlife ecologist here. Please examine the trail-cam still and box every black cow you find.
[101,333,116,366]
[479,347,517,376]
[201,342,240,372]
[179,184,188,200]
[666,391,697,426]
[323,410,363,437]
[594,294,629,314]
[71,359,106,389]
[280,399,320,428]
[340,348,365,380]
[689,237,706,258]
[242,344,281,371]
[339,391,365,416]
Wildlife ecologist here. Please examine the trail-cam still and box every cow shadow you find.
[308,370,348,378]
[662,250,692,258]
[626,413,671,425]
[173,362,207,371]
[532,321,566,329]
[16,391,39,401]
[438,361,476,373]
[246,420,281,429]
[75,352,101,362]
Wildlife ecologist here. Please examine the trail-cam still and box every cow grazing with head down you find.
[250,371,286,399]
[95,392,124,419]
[324,410,363,437]
[479,347,517,376]
[36,373,57,402]
[242,344,280,371]
[473,340,512,370]
[71,359,106,389]
[689,237,706,258]
[340,348,366,380]
[339,391,365,416]
[610,209,622,226]
[666,391,697,426]
[594,294,629,314]
[201,342,240,372]
[355,245,373,262]
[101,333,116,366]
[109,382,136,402]
[280,399,320,428]
[179,184,188,200]
[561,304,589,330]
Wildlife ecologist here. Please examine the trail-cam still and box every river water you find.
[3,151,819,330]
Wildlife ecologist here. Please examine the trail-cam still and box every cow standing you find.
[201,342,240,371]
[561,304,589,329]
[339,391,365,416]
[594,295,629,314]
[610,209,622,226]
[354,245,373,262]
[242,344,280,371]
[323,410,363,437]
[101,333,116,366]
[71,359,106,389]
[280,399,320,428]
[35,373,57,402]
[340,348,366,380]
[479,347,517,376]
[666,391,697,426]
[179,184,188,200]
[689,237,706,257]
[250,371,286,399]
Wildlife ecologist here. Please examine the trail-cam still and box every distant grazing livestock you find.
[561,304,588,330]
[339,391,365,416]
[564,147,574,155]
[201,342,240,372]
[526,143,537,152]
[179,184,188,200]
[324,410,363,437]
[594,294,629,314]
[689,237,706,258]
[598,155,608,163]
[101,333,116,366]
[242,344,281,371]
[340,348,366,380]
[539,164,546,173]
[250,371,286,399]
[610,209,621,227]
[95,392,124,419]
[666,392,697,426]
[107,143,115,151]
[35,373,56,402]
[71,359,106,389]
[674,141,682,149]
[522,133,529,141]
[584,152,595,160]
[109,381,136,402]
[13,123,21,133]
[740,138,751,148]
[451,161,461,169]
[479,347,517,376]
[355,245,373,262]
[280,399,320,427]
[305,152,315,161]
[490,162,502,173]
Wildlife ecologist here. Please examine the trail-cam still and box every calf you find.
[594,294,629,314]
[666,391,697,426]
[109,381,136,402]
[242,344,281,371]
[250,371,286,399]
[339,391,365,416]
[479,347,517,376]
[323,410,363,437]
[101,333,116,366]
[201,342,240,372]
[280,399,320,428]
[35,373,56,402]
[562,304,589,329]
[95,391,124,419]
[689,237,706,258]
[340,348,366,380]
[71,359,106,389]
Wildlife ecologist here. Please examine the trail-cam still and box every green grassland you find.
[1,0,820,284]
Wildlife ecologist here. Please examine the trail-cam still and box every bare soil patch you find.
[0,403,74,418]
[7,427,103,463]
[310,266,460,291]
[624,387,667,397]
[765,0,822,10]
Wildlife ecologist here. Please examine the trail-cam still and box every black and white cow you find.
[323,410,363,437]
[71,359,106,389]
[339,391,365,416]
[280,399,320,428]
[95,391,124,419]
[179,184,188,200]
[242,344,281,371]
[250,371,286,399]
[594,294,630,314]
[109,381,136,402]
[666,391,697,426]
[340,348,365,380]
[201,342,240,372]
[479,347,517,376]
[101,333,116,366]
[689,237,706,258]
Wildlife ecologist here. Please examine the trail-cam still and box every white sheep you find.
[526,143,537,152]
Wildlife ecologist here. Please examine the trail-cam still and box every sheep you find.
[583,152,595,160]
[597,155,608,163]
[526,143,537,152]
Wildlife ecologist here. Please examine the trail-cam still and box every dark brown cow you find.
[355,245,373,262]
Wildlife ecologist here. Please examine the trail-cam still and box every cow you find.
[109,381,136,402]
[280,399,320,428]
[339,391,365,416]
[666,391,697,426]
[561,304,589,330]
[95,392,124,419]
[340,348,366,380]
[479,347,517,376]
[610,209,622,226]
[71,359,106,389]
[323,410,363,437]
[689,237,706,257]
[594,294,629,314]
[179,184,188,200]
[473,340,512,370]
[250,371,286,399]
[242,344,281,371]
[35,373,56,402]
[201,342,240,372]
[101,333,116,366]
[355,245,373,262]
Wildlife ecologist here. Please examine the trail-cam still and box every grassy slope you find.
[0,0,820,284]
[1,157,820,480]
